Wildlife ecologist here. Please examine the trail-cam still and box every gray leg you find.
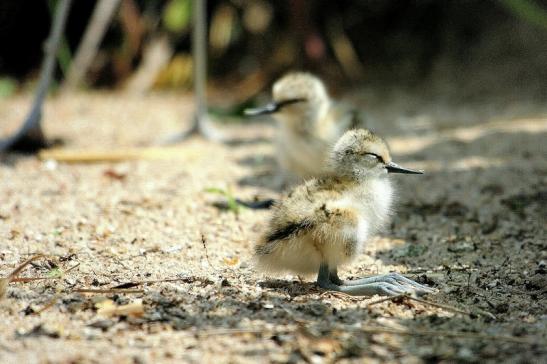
[317,264,434,296]
[163,0,225,144]
[329,267,343,285]
[341,273,434,294]
[0,0,73,152]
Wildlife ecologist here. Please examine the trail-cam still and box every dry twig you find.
[39,146,197,163]
[319,290,365,301]
[358,291,496,320]
[33,295,62,315]
[201,233,214,269]
[197,328,264,337]
[74,288,144,294]
[1,254,47,299]
[10,277,56,283]
[366,294,407,306]
[405,296,473,316]
[64,263,81,274]
[112,278,190,289]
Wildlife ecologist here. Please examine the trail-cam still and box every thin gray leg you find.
[329,267,343,285]
[162,0,225,144]
[0,0,73,151]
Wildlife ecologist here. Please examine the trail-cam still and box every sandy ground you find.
[0,90,546,363]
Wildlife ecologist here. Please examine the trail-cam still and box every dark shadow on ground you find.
[236,153,281,191]
[200,122,547,361]
[44,269,543,362]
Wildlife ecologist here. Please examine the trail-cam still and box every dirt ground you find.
[0,89,546,363]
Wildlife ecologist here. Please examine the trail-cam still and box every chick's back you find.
[254,178,357,275]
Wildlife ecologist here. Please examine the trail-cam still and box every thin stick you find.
[64,262,80,274]
[10,277,55,283]
[366,294,406,306]
[201,233,214,269]
[358,326,536,345]
[407,295,497,320]
[198,328,264,337]
[33,295,61,315]
[112,278,191,289]
[6,254,46,280]
[1,254,47,299]
[320,290,364,301]
[405,296,473,316]
[366,293,497,320]
[7,260,79,283]
[73,288,144,294]
[39,146,197,163]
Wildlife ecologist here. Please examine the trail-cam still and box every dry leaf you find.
[103,168,127,181]
[97,299,144,318]
[9,229,20,240]
[223,256,239,266]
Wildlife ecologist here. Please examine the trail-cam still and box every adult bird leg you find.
[0,0,73,152]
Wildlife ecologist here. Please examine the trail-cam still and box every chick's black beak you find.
[244,98,306,116]
[244,102,280,116]
[386,161,424,174]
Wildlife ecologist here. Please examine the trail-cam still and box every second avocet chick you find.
[254,129,433,296]
[245,72,367,185]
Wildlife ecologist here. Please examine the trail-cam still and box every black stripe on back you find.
[266,219,314,242]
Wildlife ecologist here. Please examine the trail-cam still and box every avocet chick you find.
[254,129,433,296]
[245,72,367,184]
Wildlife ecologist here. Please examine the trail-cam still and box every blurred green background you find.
[0,0,546,102]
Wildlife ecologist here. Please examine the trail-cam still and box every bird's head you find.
[244,72,329,123]
[330,129,423,178]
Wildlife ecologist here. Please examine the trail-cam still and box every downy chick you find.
[254,129,433,296]
[245,72,367,185]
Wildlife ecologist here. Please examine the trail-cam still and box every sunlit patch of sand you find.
[408,156,507,173]
[388,117,547,155]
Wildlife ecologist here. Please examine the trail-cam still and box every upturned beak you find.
[386,161,424,174]
[244,98,306,116]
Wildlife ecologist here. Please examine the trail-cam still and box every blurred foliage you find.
[162,0,192,34]
[205,187,245,215]
[500,0,547,30]
[209,3,240,57]
[154,54,192,88]
[1,0,547,95]
[0,77,17,98]
[47,267,63,279]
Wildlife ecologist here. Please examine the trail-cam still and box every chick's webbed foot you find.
[319,265,434,297]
